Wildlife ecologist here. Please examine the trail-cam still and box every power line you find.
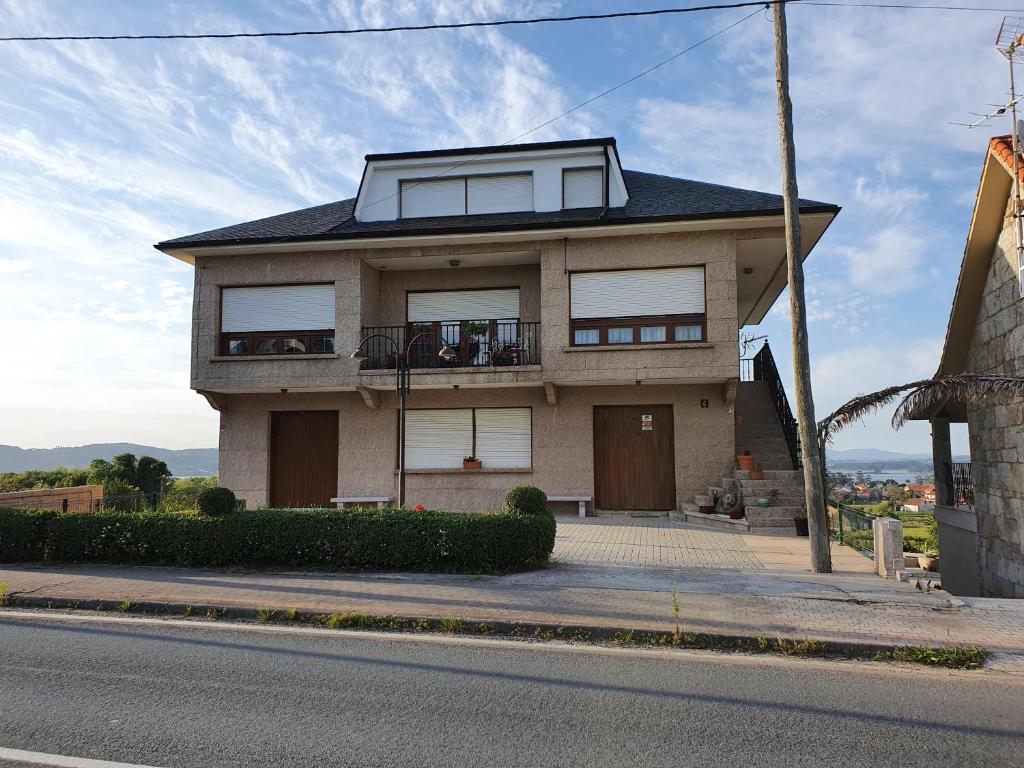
[0,1,789,42]
[356,7,765,215]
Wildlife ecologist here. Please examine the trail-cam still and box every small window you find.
[313,336,335,353]
[574,329,600,345]
[563,167,604,209]
[227,339,248,355]
[674,325,702,342]
[282,338,306,354]
[640,326,666,343]
[608,327,634,344]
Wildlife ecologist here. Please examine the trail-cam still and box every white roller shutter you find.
[400,178,465,218]
[221,285,335,332]
[570,267,705,319]
[563,167,604,209]
[475,408,532,469]
[467,174,533,214]
[405,410,473,469]
[408,289,520,322]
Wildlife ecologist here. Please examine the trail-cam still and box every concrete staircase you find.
[735,381,797,471]
[733,469,804,531]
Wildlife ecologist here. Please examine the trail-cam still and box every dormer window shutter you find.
[466,174,532,214]
[563,167,604,209]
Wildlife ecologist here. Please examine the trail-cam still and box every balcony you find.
[941,461,975,508]
[358,320,541,371]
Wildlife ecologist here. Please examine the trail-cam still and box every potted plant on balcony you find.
[737,450,756,471]
[490,344,519,367]
[463,456,482,470]
[466,321,490,337]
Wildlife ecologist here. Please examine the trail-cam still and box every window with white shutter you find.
[400,178,465,218]
[568,267,706,346]
[220,284,336,356]
[404,410,473,469]
[467,174,532,214]
[403,408,532,470]
[475,408,531,469]
[407,289,520,322]
[563,167,604,209]
[399,173,535,218]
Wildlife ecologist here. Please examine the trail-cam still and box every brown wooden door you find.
[269,410,339,508]
[593,405,675,510]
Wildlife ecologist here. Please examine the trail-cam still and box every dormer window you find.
[563,167,605,209]
[399,173,533,219]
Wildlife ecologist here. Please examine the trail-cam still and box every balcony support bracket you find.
[357,386,381,411]
[544,382,559,407]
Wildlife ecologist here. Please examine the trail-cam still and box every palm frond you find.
[891,375,1024,430]
[817,379,932,443]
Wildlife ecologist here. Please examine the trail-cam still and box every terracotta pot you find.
[918,555,939,572]
[463,459,482,470]
[729,507,745,520]
[750,468,765,480]
[737,454,756,471]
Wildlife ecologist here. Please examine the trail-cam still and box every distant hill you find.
[829,448,932,461]
[0,444,217,477]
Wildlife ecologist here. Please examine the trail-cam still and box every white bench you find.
[548,495,592,517]
[331,496,394,509]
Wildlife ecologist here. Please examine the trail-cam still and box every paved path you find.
[0,615,1021,768]
[552,517,876,573]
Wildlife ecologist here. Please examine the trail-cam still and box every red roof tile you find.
[990,135,1024,184]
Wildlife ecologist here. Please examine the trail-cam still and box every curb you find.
[0,592,990,667]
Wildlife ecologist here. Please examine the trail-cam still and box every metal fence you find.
[360,321,541,370]
[829,501,876,558]
[12,491,165,515]
[942,461,975,508]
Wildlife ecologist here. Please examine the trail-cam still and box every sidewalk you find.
[2,558,1023,653]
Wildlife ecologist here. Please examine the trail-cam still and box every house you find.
[156,137,838,522]
[904,483,936,503]
[912,135,1024,598]
[899,498,933,513]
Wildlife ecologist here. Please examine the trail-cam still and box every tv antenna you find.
[995,17,1024,296]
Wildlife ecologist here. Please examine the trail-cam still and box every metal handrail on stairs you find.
[740,342,802,470]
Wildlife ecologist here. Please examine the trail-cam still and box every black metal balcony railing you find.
[359,320,541,370]
[942,461,975,508]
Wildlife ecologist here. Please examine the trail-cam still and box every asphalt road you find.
[0,613,1022,768]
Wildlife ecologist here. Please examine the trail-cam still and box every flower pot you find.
[463,459,482,470]
[737,454,756,471]
[794,517,809,536]
[729,507,745,520]
[918,555,939,572]
[750,468,765,480]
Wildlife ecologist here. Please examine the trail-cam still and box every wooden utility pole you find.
[772,0,832,573]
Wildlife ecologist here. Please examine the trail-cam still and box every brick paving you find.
[1,518,1022,655]
[553,518,764,570]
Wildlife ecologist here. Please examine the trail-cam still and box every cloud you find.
[839,226,930,292]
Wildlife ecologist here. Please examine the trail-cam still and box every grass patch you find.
[0,582,7,607]
[117,599,135,614]
[255,607,277,622]
[876,645,987,670]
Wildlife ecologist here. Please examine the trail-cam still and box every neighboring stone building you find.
[157,137,837,525]
[915,136,1024,598]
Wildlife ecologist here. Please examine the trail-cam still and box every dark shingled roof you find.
[156,170,839,250]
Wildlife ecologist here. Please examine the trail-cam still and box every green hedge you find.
[0,506,555,573]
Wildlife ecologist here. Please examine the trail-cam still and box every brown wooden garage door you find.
[593,405,675,511]
[269,410,339,508]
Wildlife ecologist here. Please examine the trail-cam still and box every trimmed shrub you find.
[197,487,237,517]
[0,506,555,574]
[504,485,549,517]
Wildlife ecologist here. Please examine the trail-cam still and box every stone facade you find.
[965,225,1024,597]
[192,227,797,513]
[219,383,735,513]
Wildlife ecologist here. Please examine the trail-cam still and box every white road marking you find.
[0,746,165,768]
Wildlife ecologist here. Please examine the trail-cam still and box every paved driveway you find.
[552,517,877,574]
[553,517,765,570]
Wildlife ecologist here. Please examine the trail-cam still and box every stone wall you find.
[965,225,1024,597]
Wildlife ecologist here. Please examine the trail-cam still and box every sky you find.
[0,0,1002,454]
